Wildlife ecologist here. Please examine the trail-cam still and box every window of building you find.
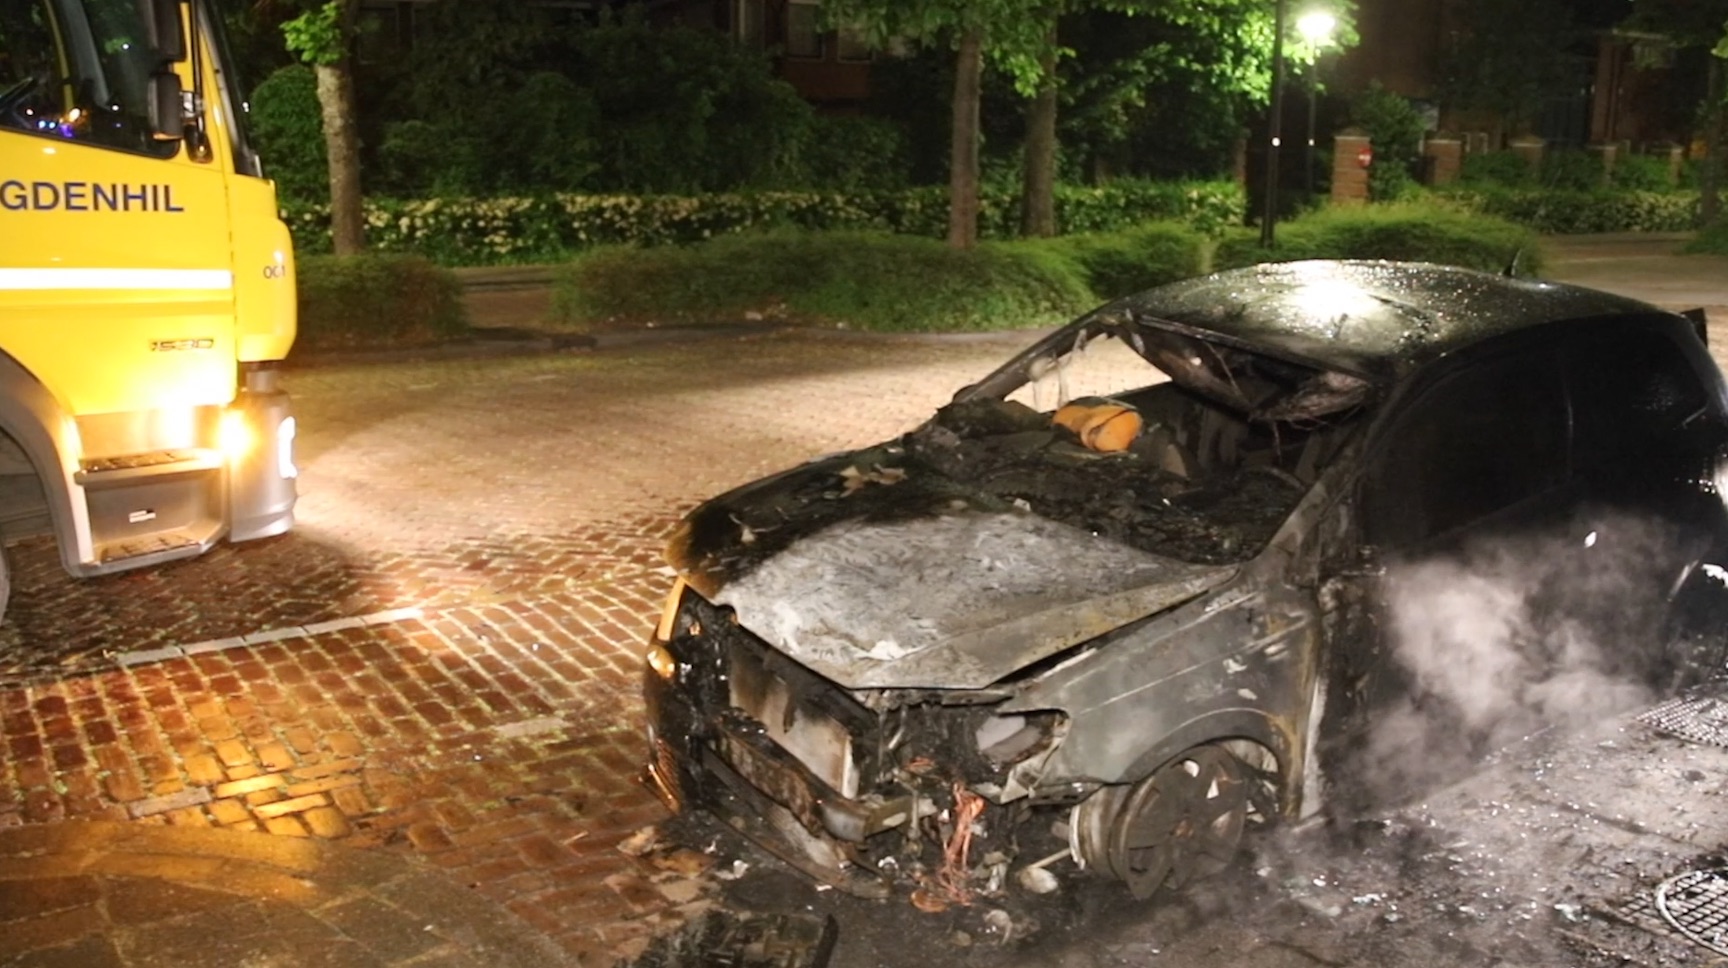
[785,0,822,58]
[835,24,871,62]
[733,0,765,47]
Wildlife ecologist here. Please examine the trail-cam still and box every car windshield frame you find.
[954,305,1375,425]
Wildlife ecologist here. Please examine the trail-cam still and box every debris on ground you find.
[622,909,838,968]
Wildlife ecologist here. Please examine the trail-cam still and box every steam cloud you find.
[1357,512,1689,806]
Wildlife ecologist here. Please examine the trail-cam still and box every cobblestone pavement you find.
[0,330,1029,964]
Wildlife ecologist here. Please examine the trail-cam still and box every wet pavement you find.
[3,234,1728,967]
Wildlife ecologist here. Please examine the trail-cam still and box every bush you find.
[295,255,469,352]
[552,230,1103,333]
[1024,223,1208,301]
[284,181,1245,265]
[1609,154,1675,192]
[800,115,911,191]
[250,66,327,205]
[1540,150,1606,191]
[1350,83,1425,202]
[377,73,599,198]
[1213,201,1543,274]
[573,15,814,193]
[1441,187,1700,233]
[1684,220,1728,255]
[1460,150,1537,188]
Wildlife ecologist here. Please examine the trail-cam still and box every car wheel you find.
[1105,744,1251,899]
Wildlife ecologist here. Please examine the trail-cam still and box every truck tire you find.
[0,542,9,626]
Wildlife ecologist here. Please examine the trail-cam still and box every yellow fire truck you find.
[0,0,297,622]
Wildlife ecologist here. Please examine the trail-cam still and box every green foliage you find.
[801,115,913,192]
[1610,154,1677,192]
[1440,0,1585,133]
[571,13,814,194]
[1540,150,1607,191]
[294,255,469,352]
[552,231,1098,333]
[1441,187,1702,232]
[1021,222,1207,300]
[1349,83,1426,202]
[1460,150,1537,188]
[375,72,597,197]
[283,181,1244,265]
[250,66,327,205]
[1213,201,1542,274]
[281,0,346,67]
[1685,218,1728,254]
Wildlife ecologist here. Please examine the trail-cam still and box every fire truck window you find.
[0,0,176,158]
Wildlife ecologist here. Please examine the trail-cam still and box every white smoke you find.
[1357,513,1685,804]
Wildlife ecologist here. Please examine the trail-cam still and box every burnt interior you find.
[907,381,1359,566]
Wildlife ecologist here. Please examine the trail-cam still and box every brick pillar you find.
[1332,131,1372,206]
[1424,137,1462,186]
[1588,142,1617,187]
[1509,135,1546,174]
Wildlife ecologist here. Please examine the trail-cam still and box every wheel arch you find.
[0,349,91,575]
[1120,707,1300,816]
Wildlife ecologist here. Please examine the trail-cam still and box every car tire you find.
[1106,744,1250,899]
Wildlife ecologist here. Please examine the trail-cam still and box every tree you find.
[1440,0,1588,141]
[281,0,364,254]
[818,1,1066,249]
[1629,0,1728,225]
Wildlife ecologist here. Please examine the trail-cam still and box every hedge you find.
[1439,188,1700,234]
[551,227,1214,333]
[1214,202,1544,274]
[1686,220,1728,255]
[284,181,1245,266]
[295,255,469,353]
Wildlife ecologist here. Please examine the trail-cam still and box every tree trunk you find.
[314,5,364,256]
[948,27,984,250]
[1701,56,1723,227]
[1020,24,1059,238]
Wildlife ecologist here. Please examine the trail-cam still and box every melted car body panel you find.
[711,511,1235,690]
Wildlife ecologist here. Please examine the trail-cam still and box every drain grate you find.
[1657,869,1728,956]
[1635,696,1728,748]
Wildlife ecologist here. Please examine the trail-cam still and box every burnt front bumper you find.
[640,598,912,897]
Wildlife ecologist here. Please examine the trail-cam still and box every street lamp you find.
[1296,11,1337,198]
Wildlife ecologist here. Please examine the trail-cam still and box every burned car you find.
[642,260,1728,902]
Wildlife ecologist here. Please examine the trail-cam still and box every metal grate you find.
[1635,696,1728,748]
[1657,869,1728,956]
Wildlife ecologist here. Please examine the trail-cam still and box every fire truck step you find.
[76,450,224,488]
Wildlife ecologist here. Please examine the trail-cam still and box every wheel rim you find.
[1108,745,1249,899]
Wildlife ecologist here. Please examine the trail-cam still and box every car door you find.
[1563,315,1728,685]
[1315,339,1571,806]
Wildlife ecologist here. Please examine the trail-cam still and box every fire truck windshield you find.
[0,0,177,158]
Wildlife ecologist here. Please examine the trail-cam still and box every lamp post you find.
[1258,0,1287,248]
[1296,11,1336,199]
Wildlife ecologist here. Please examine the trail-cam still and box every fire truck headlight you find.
[219,410,254,460]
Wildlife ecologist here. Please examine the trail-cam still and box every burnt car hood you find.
[667,451,1236,690]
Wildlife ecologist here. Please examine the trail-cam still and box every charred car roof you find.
[1080,260,1661,383]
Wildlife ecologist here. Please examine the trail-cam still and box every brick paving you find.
[0,330,1027,964]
